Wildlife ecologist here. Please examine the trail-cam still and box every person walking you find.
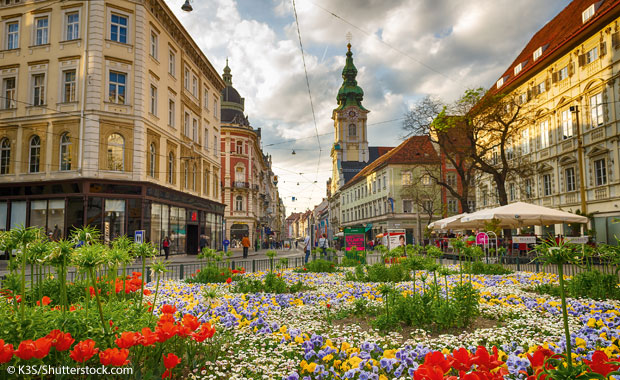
[318,233,328,258]
[162,236,170,260]
[199,234,207,254]
[241,235,251,259]
[303,235,311,264]
[51,225,62,242]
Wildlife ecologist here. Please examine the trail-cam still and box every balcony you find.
[564,192,577,204]
[233,181,249,189]
[594,186,608,200]
[561,139,573,152]
[591,127,605,142]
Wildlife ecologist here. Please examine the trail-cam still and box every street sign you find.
[134,230,145,244]
[476,232,489,245]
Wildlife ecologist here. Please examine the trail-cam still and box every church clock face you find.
[348,110,357,118]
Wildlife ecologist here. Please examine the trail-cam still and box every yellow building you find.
[477,0,620,243]
[0,0,226,254]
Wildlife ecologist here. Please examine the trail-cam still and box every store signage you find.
[344,226,365,251]
[513,236,537,244]
[134,230,145,244]
[565,236,588,244]
[476,232,489,245]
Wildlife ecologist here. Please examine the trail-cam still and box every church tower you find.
[330,43,370,194]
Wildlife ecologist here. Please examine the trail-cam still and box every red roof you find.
[342,135,439,189]
[491,0,620,94]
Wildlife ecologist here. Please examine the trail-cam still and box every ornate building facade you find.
[0,0,225,253]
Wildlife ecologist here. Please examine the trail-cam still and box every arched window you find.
[183,162,188,188]
[29,135,41,173]
[235,195,243,211]
[0,138,10,175]
[168,152,174,184]
[348,123,356,136]
[192,163,197,191]
[60,133,71,171]
[107,133,124,171]
[149,143,156,177]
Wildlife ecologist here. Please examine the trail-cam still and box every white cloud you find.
[171,0,567,213]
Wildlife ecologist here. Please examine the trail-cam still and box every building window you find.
[0,138,10,174]
[401,171,412,186]
[6,21,19,50]
[150,85,157,115]
[110,14,128,43]
[150,31,158,59]
[422,174,431,185]
[533,46,542,61]
[235,196,243,211]
[168,50,175,76]
[383,174,386,189]
[582,4,595,23]
[594,158,607,186]
[204,169,210,196]
[204,88,209,109]
[204,128,209,149]
[496,77,504,89]
[182,112,190,137]
[192,119,198,142]
[585,46,598,64]
[192,164,197,191]
[557,65,568,81]
[183,162,188,188]
[107,133,124,171]
[513,63,522,75]
[236,140,243,154]
[34,17,49,45]
[522,128,530,154]
[168,152,174,184]
[448,199,458,214]
[214,99,218,118]
[62,70,76,102]
[213,173,218,197]
[348,124,356,136]
[213,135,218,155]
[192,75,198,97]
[540,120,549,148]
[590,92,603,127]
[29,135,41,173]
[446,173,457,187]
[565,167,575,192]
[561,110,573,140]
[525,178,533,199]
[32,74,45,106]
[377,177,381,190]
[2,77,16,109]
[168,99,175,126]
[108,71,126,104]
[59,133,71,171]
[403,200,413,213]
[149,143,156,177]
[543,174,552,196]
[536,81,546,94]
[65,12,79,40]
[509,183,516,201]
[467,200,476,212]
[184,67,189,90]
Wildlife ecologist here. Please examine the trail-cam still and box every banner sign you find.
[513,236,537,244]
[384,230,406,250]
[565,236,589,244]
[344,227,365,251]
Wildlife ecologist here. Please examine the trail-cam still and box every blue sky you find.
[171,0,570,214]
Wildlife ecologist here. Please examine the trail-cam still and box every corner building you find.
[0,0,225,254]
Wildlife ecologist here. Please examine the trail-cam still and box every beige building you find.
[477,0,620,243]
[0,0,226,254]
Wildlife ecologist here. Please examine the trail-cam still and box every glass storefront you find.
[10,201,26,229]
[0,202,6,231]
[29,199,66,239]
[104,199,126,242]
[151,203,162,252]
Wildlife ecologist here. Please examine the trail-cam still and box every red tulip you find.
[139,327,158,347]
[192,322,215,342]
[182,314,200,332]
[115,331,140,349]
[584,350,620,376]
[161,304,176,314]
[163,353,181,369]
[15,337,52,360]
[156,323,178,343]
[449,348,473,372]
[46,330,75,352]
[226,277,232,284]
[69,340,98,363]
[99,348,129,366]
[0,339,14,364]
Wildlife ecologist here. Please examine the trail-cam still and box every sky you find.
[170,0,570,215]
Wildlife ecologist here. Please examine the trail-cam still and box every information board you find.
[344,227,366,251]
[134,230,145,244]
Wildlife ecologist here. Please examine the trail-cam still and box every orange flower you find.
[0,339,14,364]
[226,277,232,284]
[163,353,181,369]
[69,340,98,363]
[15,337,52,360]
[99,348,129,367]
[156,323,178,343]
[36,296,51,306]
[158,313,175,327]
[139,327,158,347]
[182,314,200,332]
[114,331,140,349]
[192,323,215,342]
[161,304,176,314]
[46,330,75,352]
[143,289,151,296]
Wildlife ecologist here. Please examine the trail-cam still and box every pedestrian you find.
[223,238,230,254]
[303,235,311,264]
[241,234,251,259]
[199,234,207,254]
[318,233,328,257]
[295,240,298,249]
[162,236,170,260]
[51,225,62,242]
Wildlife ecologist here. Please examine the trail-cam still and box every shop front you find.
[0,179,224,256]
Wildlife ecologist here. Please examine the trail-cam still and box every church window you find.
[348,123,356,136]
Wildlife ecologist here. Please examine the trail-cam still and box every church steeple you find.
[223,58,232,86]
[336,44,366,111]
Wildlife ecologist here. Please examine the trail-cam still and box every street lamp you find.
[181,0,193,12]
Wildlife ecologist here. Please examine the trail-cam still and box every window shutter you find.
[578,54,586,67]
[528,88,533,99]
[613,32,620,49]
[568,62,575,76]
[552,72,558,83]
[599,41,607,57]
[545,78,551,89]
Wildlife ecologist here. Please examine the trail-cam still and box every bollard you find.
[252,259,256,273]
[516,256,520,272]
[232,261,236,271]
[146,269,151,283]
[179,264,184,280]
[535,261,539,273]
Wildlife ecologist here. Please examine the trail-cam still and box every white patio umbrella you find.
[428,213,468,230]
[459,202,588,228]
